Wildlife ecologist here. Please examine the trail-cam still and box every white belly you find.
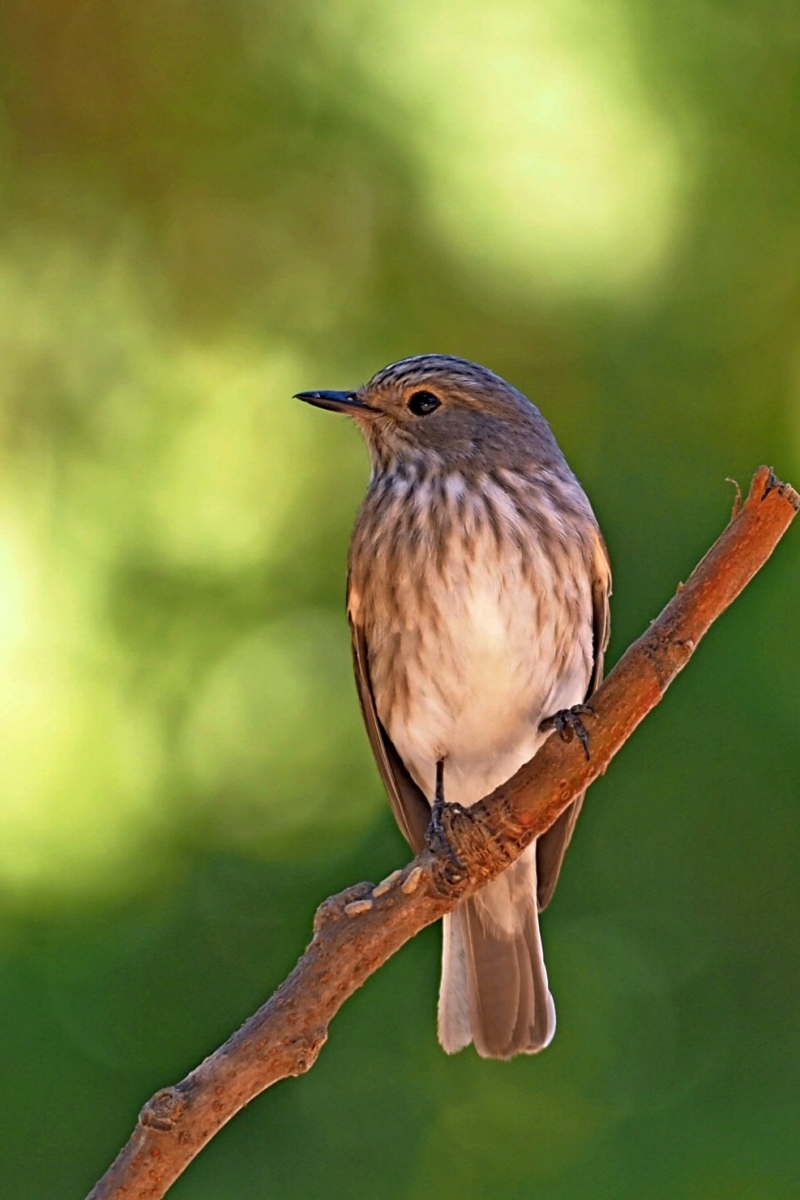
[375,532,593,807]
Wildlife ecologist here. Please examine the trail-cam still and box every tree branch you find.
[85,466,798,1200]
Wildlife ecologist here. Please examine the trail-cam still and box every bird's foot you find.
[539,703,595,760]
[426,796,475,875]
[425,759,474,880]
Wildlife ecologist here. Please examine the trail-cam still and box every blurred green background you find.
[0,1,798,1197]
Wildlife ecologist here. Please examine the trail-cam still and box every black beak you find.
[294,390,376,414]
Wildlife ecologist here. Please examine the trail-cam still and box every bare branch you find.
[86,467,798,1200]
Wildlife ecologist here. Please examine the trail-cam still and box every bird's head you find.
[295,354,563,475]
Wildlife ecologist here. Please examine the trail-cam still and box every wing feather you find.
[536,530,611,910]
[347,580,431,855]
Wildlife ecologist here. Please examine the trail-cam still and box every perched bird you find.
[296,355,611,1059]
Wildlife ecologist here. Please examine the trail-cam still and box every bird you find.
[296,354,611,1060]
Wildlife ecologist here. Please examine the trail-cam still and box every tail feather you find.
[437,847,556,1059]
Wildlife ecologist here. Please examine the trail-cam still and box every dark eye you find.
[407,390,441,417]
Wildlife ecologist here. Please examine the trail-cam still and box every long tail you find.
[437,845,556,1059]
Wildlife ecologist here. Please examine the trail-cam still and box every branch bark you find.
[86,466,798,1200]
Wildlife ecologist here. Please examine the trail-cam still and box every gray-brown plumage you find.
[296,354,611,1059]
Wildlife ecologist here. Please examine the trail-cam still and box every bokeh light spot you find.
[325,0,685,299]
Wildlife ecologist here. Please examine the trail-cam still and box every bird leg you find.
[539,704,595,760]
[426,759,475,876]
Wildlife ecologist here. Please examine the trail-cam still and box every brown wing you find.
[347,580,431,855]
[536,530,612,910]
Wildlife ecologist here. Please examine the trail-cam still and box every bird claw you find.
[539,703,595,760]
[425,759,475,880]
[426,798,475,876]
